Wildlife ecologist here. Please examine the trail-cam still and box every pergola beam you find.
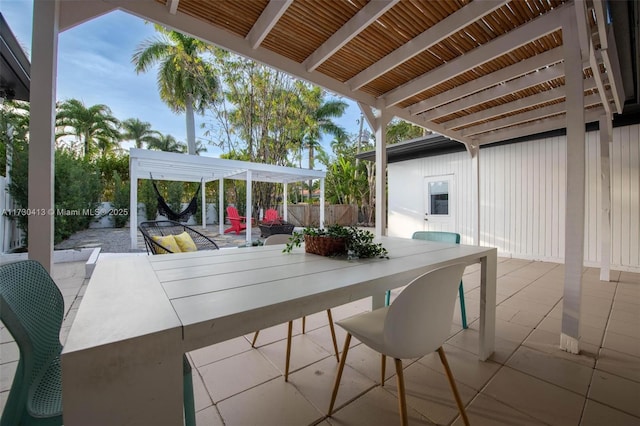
[475,107,605,146]
[602,26,625,114]
[409,47,564,116]
[58,0,116,32]
[304,0,398,72]
[357,102,377,130]
[444,76,598,131]
[246,0,292,49]
[427,64,566,123]
[462,93,604,137]
[348,0,507,90]
[383,3,569,107]
[167,0,179,15]
[576,0,612,118]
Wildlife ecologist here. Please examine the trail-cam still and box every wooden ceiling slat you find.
[459,98,567,132]
[360,1,559,100]
[178,0,267,37]
[148,0,597,144]
[399,30,562,107]
[507,1,530,26]
[432,74,585,126]
[317,1,468,86]
[261,0,363,63]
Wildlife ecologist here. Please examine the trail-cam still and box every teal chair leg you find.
[458,282,468,329]
[183,355,196,426]
[384,290,391,306]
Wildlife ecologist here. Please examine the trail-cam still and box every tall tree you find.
[297,84,347,200]
[56,99,120,159]
[209,53,307,211]
[386,119,427,144]
[132,25,219,155]
[1,100,30,176]
[120,118,159,149]
[147,134,187,153]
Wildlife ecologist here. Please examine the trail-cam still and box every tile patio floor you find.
[1,257,639,425]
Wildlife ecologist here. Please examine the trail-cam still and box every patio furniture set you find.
[1,217,495,426]
[223,206,295,238]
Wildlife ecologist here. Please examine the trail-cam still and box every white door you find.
[423,175,455,232]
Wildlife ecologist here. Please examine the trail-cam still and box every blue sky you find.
[0,0,363,158]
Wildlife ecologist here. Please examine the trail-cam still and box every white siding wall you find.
[388,124,640,271]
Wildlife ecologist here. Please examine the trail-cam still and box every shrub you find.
[139,179,158,220]
[111,171,130,228]
[54,150,103,242]
[165,180,184,217]
[8,147,103,245]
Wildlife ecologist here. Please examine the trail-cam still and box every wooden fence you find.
[285,204,358,227]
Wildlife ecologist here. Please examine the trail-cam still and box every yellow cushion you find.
[174,231,197,252]
[152,234,181,254]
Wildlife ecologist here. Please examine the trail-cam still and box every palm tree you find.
[56,99,120,159]
[121,118,159,149]
[297,85,347,200]
[193,140,207,155]
[147,134,187,153]
[132,25,219,155]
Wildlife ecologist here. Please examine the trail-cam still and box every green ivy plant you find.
[283,224,388,259]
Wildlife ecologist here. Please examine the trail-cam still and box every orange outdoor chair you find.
[263,208,282,223]
[225,206,255,235]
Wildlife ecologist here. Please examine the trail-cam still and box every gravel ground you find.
[53,224,264,253]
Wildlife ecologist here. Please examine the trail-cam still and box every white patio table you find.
[61,236,496,425]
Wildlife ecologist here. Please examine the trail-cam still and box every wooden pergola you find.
[28,0,629,354]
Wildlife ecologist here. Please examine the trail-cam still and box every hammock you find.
[151,175,202,222]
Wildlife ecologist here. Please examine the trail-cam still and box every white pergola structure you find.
[28,0,629,354]
[129,148,325,246]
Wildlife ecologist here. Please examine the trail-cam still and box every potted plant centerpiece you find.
[283,224,388,259]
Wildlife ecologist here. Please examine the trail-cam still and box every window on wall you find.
[428,181,449,215]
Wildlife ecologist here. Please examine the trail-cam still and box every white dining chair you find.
[251,233,340,381]
[328,263,470,426]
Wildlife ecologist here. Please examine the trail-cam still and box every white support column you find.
[469,144,481,245]
[246,171,252,244]
[28,0,59,272]
[283,182,288,222]
[3,127,14,253]
[130,175,138,249]
[374,110,391,238]
[218,179,224,234]
[560,12,586,354]
[201,180,206,228]
[319,178,325,229]
[599,115,612,281]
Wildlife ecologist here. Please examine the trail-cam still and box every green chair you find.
[385,231,468,329]
[0,260,64,426]
[0,260,196,426]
